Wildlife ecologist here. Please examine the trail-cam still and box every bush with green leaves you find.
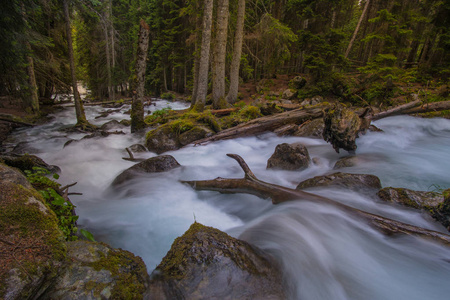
[25,167,94,242]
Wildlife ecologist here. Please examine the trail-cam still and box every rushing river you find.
[4,101,450,300]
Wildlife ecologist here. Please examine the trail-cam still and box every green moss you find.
[156,222,267,281]
[89,247,147,299]
[170,119,195,135]
[238,105,262,120]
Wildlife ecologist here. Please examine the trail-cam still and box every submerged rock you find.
[333,156,360,169]
[148,222,285,300]
[323,104,361,153]
[112,155,180,186]
[378,187,450,231]
[267,143,311,171]
[296,172,382,192]
[100,119,127,131]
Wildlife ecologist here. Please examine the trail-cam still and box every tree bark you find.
[63,0,88,126]
[131,20,150,133]
[212,0,230,109]
[191,105,325,145]
[193,0,214,111]
[345,0,370,58]
[182,154,450,245]
[226,0,246,104]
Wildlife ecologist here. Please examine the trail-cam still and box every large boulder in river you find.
[296,172,382,192]
[148,222,285,299]
[0,163,151,299]
[0,163,66,299]
[41,241,150,299]
[267,143,311,171]
[112,155,180,186]
[323,104,361,153]
[378,187,450,231]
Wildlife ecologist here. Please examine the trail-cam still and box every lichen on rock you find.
[148,222,285,299]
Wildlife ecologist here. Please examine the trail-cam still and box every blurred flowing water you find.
[5,102,450,300]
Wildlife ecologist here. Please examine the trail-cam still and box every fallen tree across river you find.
[181,154,450,245]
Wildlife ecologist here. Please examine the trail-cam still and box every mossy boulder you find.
[178,126,214,146]
[297,172,382,192]
[323,104,361,153]
[41,241,150,300]
[293,119,324,138]
[0,164,66,299]
[112,155,180,186]
[377,187,450,231]
[267,143,311,171]
[0,153,60,174]
[145,124,179,154]
[148,222,285,299]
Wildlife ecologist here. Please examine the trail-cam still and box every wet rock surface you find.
[378,187,450,231]
[112,155,181,186]
[0,153,60,174]
[293,119,324,138]
[323,104,361,153]
[267,143,311,170]
[297,172,382,192]
[148,222,285,300]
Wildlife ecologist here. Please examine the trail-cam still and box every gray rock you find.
[0,153,60,174]
[112,155,180,186]
[323,104,361,153]
[42,241,150,300]
[293,119,324,138]
[179,126,214,146]
[145,124,179,154]
[267,143,311,171]
[377,187,443,209]
[100,120,126,131]
[148,222,285,300]
[310,95,323,106]
[296,172,382,191]
[333,156,360,169]
[378,187,450,231]
[282,89,296,100]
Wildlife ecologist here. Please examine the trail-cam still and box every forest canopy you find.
[0,0,449,112]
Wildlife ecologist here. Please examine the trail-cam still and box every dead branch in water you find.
[181,154,450,245]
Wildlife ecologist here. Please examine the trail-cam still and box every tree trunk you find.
[108,0,115,100]
[63,0,88,126]
[24,43,40,114]
[20,4,39,114]
[103,21,113,101]
[212,0,230,109]
[226,0,246,104]
[182,154,450,245]
[345,0,370,58]
[193,0,214,112]
[131,19,150,133]
[191,1,203,107]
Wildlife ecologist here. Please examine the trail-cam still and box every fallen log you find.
[210,107,239,116]
[181,154,450,245]
[402,100,450,115]
[193,105,326,145]
[370,99,422,121]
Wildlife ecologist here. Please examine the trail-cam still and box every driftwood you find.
[182,154,450,245]
[122,147,145,162]
[210,107,239,116]
[193,105,325,145]
[370,99,422,121]
[402,100,450,115]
